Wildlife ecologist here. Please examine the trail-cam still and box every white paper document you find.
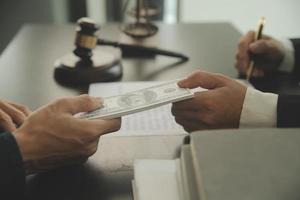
[89,81,188,136]
[133,159,182,200]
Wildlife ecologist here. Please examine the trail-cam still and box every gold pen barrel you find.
[246,17,266,81]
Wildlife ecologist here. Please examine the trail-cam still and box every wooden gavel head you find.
[54,17,122,86]
[73,18,99,62]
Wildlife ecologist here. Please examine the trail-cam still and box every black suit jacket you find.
[0,132,25,199]
[277,39,300,127]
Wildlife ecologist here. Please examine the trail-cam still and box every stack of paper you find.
[132,159,183,200]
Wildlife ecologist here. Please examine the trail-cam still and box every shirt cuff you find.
[278,38,295,72]
[240,87,278,128]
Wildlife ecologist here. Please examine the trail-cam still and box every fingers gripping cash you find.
[77,73,248,133]
[12,95,121,174]
[77,80,195,120]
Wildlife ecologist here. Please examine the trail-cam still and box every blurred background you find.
[0,0,299,54]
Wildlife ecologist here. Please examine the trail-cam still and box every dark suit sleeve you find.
[290,39,300,78]
[277,95,300,127]
[0,132,25,198]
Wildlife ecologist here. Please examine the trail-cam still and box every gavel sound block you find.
[54,18,122,86]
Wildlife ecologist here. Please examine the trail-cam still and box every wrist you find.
[12,129,38,174]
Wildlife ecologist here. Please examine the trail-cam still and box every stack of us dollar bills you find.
[77,80,194,120]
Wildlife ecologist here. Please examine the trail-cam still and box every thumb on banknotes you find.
[178,70,226,89]
[51,95,103,115]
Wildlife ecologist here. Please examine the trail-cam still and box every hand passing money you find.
[77,80,193,120]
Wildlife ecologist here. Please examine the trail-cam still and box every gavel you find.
[54,18,188,86]
[73,18,99,65]
[74,18,188,60]
[54,18,123,86]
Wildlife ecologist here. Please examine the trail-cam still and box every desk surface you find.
[1,23,298,200]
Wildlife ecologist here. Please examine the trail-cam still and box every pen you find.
[246,17,265,81]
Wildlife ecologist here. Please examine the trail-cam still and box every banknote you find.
[77,80,194,120]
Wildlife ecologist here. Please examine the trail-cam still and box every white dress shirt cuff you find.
[278,38,295,72]
[240,87,278,128]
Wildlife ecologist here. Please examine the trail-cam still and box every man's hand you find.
[235,31,285,76]
[0,100,31,132]
[13,95,121,174]
[171,71,247,132]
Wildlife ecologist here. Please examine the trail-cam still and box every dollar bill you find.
[77,80,194,120]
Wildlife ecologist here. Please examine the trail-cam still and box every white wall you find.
[181,0,300,38]
[0,0,54,53]
[51,0,69,24]
[86,0,106,24]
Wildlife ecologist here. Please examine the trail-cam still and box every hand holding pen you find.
[246,17,265,80]
[235,17,286,79]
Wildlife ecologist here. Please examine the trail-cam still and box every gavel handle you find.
[97,39,189,61]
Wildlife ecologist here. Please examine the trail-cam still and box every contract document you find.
[89,81,188,136]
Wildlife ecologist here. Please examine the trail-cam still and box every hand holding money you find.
[78,80,194,120]
[171,71,247,132]
[13,95,121,174]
